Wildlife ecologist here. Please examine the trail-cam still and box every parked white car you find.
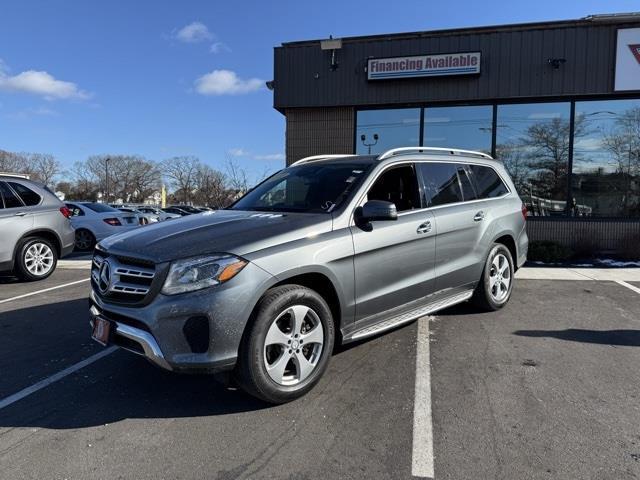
[136,206,181,221]
[65,202,140,251]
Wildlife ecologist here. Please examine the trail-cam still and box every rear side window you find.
[467,165,509,199]
[8,182,41,206]
[419,163,464,206]
[457,166,477,201]
[0,182,24,208]
[83,203,120,213]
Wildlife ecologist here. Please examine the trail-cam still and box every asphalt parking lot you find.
[2,264,640,479]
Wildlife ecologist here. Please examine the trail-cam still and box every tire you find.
[472,243,515,311]
[74,229,96,251]
[15,237,58,281]
[236,285,335,404]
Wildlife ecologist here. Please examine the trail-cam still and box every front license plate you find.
[92,317,112,346]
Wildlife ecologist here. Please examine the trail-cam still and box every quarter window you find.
[0,182,24,208]
[8,182,41,206]
[467,165,509,198]
[419,163,464,206]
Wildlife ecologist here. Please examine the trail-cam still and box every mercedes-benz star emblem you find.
[98,261,112,294]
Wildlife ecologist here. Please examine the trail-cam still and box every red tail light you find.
[59,206,71,218]
[521,203,528,220]
[103,218,122,226]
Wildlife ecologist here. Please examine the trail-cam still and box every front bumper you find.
[89,262,275,373]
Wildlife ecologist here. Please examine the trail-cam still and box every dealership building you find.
[272,13,640,255]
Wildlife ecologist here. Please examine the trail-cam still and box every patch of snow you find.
[596,258,640,267]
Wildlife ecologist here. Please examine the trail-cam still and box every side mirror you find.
[356,200,398,224]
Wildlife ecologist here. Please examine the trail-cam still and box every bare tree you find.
[194,164,229,207]
[27,153,60,186]
[161,156,201,204]
[224,156,249,194]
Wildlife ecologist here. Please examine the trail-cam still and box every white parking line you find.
[412,316,435,479]
[0,346,116,411]
[616,280,640,295]
[0,278,90,305]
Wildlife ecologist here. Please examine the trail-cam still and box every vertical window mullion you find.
[419,107,425,146]
[566,100,576,216]
[491,104,498,158]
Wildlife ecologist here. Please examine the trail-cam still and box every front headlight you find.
[162,254,248,295]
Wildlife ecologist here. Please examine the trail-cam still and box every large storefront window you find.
[496,102,571,216]
[423,105,493,153]
[573,100,640,217]
[355,108,420,155]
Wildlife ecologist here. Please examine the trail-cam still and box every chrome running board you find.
[344,289,474,342]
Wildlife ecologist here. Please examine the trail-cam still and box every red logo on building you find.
[629,44,640,65]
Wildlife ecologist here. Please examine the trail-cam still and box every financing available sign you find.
[615,28,640,91]
[367,52,481,81]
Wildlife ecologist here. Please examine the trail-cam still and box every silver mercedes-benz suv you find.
[89,147,528,403]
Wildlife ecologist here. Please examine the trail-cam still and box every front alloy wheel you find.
[236,285,335,404]
[264,305,325,386]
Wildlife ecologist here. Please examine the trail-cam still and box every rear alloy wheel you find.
[75,229,95,251]
[15,237,58,281]
[472,243,514,311]
[236,285,335,404]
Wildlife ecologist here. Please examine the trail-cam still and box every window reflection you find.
[496,103,571,216]
[573,100,640,217]
[423,105,493,153]
[355,108,420,155]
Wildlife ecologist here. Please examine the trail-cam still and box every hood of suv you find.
[98,209,333,263]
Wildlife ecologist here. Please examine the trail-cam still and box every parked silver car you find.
[89,147,528,403]
[0,174,75,280]
[65,202,140,251]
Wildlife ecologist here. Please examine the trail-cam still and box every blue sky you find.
[0,0,637,180]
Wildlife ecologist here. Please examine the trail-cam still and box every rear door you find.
[0,181,34,265]
[351,164,436,322]
[418,162,490,292]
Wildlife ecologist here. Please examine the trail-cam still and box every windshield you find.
[83,203,120,213]
[231,162,373,213]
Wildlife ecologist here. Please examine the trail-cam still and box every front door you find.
[351,164,436,322]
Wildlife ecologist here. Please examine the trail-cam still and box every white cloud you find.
[0,61,90,100]
[194,70,263,95]
[228,147,249,157]
[254,153,285,161]
[175,21,213,43]
[228,149,284,162]
[210,42,231,54]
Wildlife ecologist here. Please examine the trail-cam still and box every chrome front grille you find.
[92,251,156,301]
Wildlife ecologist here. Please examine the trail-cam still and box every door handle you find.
[416,220,432,234]
[14,212,27,217]
[473,211,485,222]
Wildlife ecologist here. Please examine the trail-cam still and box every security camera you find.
[265,80,275,91]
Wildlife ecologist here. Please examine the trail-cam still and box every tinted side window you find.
[467,165,509,199]
[9,182,41,206]
[0,182,24,208]
[419,163,463,206]
[367,165,421,212]
[457,166,477,201]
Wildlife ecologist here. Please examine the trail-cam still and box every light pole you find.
[105,157,110,204]
[360,133,379,154]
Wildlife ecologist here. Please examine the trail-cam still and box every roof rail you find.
[290,154,356,166]
[0,171,30,179]
[377,147,492,161]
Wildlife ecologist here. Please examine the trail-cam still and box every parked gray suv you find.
[0,174,75,280]
[89,147,528,403]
